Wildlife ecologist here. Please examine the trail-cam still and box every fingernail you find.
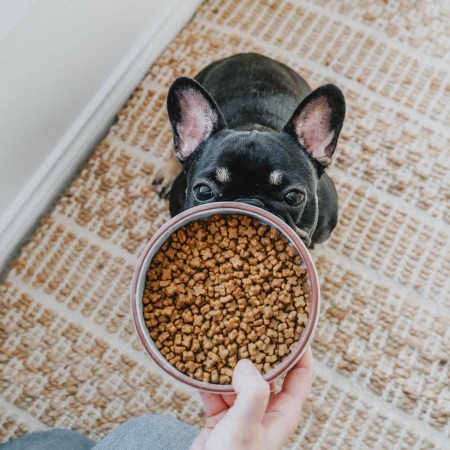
[236,359,259,375]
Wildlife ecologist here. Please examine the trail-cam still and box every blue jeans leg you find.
[0,429,95,450]
[93,414,200,450]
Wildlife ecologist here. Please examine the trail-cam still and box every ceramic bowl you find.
[130,202,320,393]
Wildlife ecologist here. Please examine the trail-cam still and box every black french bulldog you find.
[157,53,345,247]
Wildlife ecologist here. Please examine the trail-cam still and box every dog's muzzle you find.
[232,198,266,209]
[231,198,312,247]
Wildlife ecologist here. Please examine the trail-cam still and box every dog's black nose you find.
[232,198,266,209]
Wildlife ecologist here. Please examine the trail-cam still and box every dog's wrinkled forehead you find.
[214,164,284,186]
[201,130,313,187]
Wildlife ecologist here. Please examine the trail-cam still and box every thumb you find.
[226,359,270,426]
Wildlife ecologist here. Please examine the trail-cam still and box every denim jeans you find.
[0,415,200,450]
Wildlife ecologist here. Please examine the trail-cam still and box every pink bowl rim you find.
[130,202,320,394]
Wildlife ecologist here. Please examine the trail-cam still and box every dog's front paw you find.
[152,169,172,198]
[152,155,181,198]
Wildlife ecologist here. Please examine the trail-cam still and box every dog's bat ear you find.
[167,77,227,162]
[284,84,345,167]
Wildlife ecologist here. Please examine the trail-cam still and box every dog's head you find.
[167,77,345,245]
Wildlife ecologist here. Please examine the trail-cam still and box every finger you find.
[280,347,314,405]
[267,347,314,418]
[222,394,237,408]
[199,392,229,417]
[226,359,270,426]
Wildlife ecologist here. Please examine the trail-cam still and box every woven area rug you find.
[1,0,449,448]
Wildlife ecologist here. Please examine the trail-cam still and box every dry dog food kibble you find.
[142,214,310,384]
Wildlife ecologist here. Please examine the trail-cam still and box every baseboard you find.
[0,0,202,275]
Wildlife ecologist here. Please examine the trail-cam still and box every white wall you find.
[0,0,201,273]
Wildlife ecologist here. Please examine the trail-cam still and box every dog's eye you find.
[194,184,214,201]
[284,190,305,206]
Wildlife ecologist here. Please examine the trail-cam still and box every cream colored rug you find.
[1,0,449,448]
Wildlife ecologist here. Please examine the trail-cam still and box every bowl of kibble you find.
[131,202,320,393]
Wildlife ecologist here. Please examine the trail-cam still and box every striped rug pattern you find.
[1,0,449,448]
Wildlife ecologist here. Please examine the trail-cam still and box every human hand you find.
[190,347,313,450]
